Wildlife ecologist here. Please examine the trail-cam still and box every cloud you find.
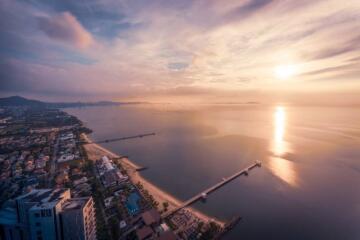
[301,63,360,77]
[1,0,360,102]
[168,62,189,71]
[37,12,93,48]
[223,0,274,21]
[303,35,360,61]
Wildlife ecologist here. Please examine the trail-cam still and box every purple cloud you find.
[1,0,360,102]
[37,12,93,48]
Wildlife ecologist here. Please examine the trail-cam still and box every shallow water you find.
[66,104,360,240]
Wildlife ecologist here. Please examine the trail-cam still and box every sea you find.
[66,104,360,240]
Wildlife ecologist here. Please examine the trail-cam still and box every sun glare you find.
[275,64,296,80]
[273,106,286,156]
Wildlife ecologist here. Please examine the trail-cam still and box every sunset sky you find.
[1,0,360,103]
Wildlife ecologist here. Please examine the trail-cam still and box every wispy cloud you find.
[0,0,360,102]
[37,12,94,48]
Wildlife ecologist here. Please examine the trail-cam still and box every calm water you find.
[66,104,360,240]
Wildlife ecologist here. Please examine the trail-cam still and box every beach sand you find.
[81,133,224,226]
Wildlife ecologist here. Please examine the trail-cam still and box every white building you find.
[101,156,114,171]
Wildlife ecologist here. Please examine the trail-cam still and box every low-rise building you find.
[142,208,161,226]
[97,156,128,188]
[136,226,154,240]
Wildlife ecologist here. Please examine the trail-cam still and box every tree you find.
[162,202,169,212]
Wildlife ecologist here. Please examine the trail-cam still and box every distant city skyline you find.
[1,0,360,104]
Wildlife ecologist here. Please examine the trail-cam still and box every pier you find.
[135,166,148,172]
[163,161,261,218]
[81,132,156,145]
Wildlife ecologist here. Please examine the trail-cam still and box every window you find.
[46,209,52,217]
[40,209,52,217]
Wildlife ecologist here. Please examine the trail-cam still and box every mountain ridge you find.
[0,96,145,108]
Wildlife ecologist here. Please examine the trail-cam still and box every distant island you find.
[0,96,147,108]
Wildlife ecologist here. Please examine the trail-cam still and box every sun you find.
[274,64,296,80]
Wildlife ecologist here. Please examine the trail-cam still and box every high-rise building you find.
[0,189,96,240]
[25,189,70,240]
[60,197,96,240]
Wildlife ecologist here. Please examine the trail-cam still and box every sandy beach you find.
[81,133,224,226]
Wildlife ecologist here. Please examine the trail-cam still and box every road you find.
[47,136,59,187]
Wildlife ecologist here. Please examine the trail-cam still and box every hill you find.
[0,96,140,108]
[0,96,46,107]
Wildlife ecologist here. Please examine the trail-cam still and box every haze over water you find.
[67,104,360,240]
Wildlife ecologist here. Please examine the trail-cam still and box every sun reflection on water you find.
[274,106,286,156]
[269,156,298,186]
[269,106,298,186]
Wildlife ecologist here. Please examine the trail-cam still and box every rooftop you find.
[157,231,177,240]
[16,188,69,204]
[136,226,154,240]
[62,197,91,211]
[142,208,161,226]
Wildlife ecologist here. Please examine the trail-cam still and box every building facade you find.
[60,197,96,240]
[0,189,96,240]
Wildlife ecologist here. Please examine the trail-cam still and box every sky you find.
[0,0,360,104]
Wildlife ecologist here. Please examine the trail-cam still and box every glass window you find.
[40,209,52,217]
[46,209,52,217]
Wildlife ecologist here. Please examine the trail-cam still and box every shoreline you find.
[81,133,225,227]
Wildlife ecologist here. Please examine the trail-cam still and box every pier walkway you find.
[81,132,156,145]
[163,161,261,218]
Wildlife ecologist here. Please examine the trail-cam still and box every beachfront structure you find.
[0,189,96,240]
[101,156,114,171]
[96,156,128,188]
[142,208,161,226]
[135,208,177,240]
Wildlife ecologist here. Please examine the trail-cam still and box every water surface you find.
[66,104,360,240]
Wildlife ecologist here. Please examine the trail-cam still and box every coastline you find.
[81,133,225,227]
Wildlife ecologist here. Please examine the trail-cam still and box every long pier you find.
[81,132,156,145]
[163,161,261,218]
